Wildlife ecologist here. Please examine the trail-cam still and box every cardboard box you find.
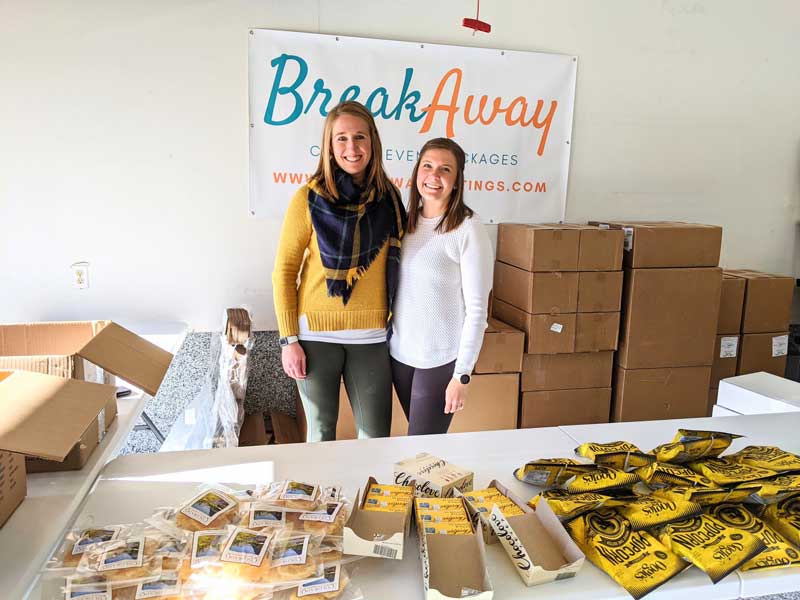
[726,270,794,334]
[491,299,576,354]
[737,332,789,377]
[475,481,584,586]
[338,373,519,438]
[575,312,620,352]
[26,391,118,472]
[717,372,800,415]
[0,451,26,527]
[559,224,624,271]
[496,224,579,272]
[493,262,578,314]
[421,508,493,599]
[520,388,611,428]
[0,370,119,524]
[577,271,623,312]
[343,476,413,560]
[0,321,173,396]
[394,453,473,498]
[474,318,524,373]
[612,366,711,422]
[521,352,614,391]
[589,221,722,269]
[717,274,746,334]
[617,267,722,369]
[710,335,739,389]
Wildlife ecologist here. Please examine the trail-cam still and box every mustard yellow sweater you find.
[272,184,389,337]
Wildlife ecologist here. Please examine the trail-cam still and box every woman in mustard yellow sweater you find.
[272,101,406,442]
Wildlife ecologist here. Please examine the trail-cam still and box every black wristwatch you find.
[279,335,299,347]
[455,373,471,385]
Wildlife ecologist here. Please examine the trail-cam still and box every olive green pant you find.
[296,340,392,442]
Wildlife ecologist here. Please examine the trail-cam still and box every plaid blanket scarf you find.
[308,171,405,321]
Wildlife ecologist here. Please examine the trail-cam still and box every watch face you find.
[459,374,470,385]
[279,337,288,347]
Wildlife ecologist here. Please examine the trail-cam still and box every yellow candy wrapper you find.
[414,498,463,512]
[530,489,613,521]
[563,466,640,494]
[566,508,687,600]
[657,514,766,583]
[756,492,800,548]
[368,483,414,497]
[514,458,597,487]
[651,429,742,464]
[636,462,718,489]
[748,474,800,503]
[616,495,703,531]
[709,503,800,571]
[416,510,470,525]
[463,487,504,503]
[421,522,473,535]
[575,441,656,471]
[688,457,778,487]
[652,484,759,507]
[727,446,800,473]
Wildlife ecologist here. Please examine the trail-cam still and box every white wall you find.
[2,0,798,331]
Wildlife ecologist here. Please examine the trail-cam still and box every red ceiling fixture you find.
[463,0,492,34]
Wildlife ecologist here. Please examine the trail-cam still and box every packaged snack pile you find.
[44,482,364,600]
[522,430,800,598]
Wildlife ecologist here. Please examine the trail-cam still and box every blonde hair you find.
[311,101,396,201]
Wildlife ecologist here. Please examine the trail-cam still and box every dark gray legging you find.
[390,358,456,435]
[296,340,392,442]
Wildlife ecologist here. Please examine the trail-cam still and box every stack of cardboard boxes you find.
[709,270,793,412]
[492,224,624,427]
[594,222,723,422]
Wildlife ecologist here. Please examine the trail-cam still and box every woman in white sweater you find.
[389,138,494,435]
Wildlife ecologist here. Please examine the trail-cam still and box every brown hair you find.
[310,101,396,201]
[407,138,474,234]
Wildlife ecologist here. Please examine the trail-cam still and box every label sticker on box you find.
[72,526,121,556]
[550,323,564,334]
[180,490,237,526]
[221,527,272,567]
[297,564,340,597]
[97,537,144,572]
[135,572,182,599]
[773,335,789,357]
[720,336,739,358]
[623,227,634,251]
[270,534,310,567]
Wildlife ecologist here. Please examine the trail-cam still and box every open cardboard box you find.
[419,499,493,600]
[0,320,173,396]
[343,476,413,560]
[0,370,119,525]
[394,453,474,498]
[463,480,584,586]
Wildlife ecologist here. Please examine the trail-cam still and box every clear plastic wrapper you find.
[150,486,245,534]
[47,524,136,570]
[273,565,363,600]
[254,481,325,512]
[513,458,597,487]
[76,534,166,585]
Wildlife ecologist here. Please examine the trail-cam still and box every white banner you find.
[248,30,577,222]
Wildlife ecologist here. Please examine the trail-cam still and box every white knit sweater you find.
[389,213,494,373]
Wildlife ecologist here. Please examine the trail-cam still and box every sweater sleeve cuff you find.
[277,311,299,337]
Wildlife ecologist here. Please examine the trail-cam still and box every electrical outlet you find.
[71,262,90,289]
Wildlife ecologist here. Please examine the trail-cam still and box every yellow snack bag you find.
[651,429,742,464]
[566,508,687,599]
[749,474,800,503]
[757,492,800,548]
[421,522,473,535]
[709,503,800,571]
[727,446,800,472]
[688,457,778,486]
[575,441,656,471]
[368,483,414,497]
[657,514,766,582]
[652,484,759,507]
[562,466,640,494]
[529,489,611,521]
[635,462,718,489]
[616,495,703,530]
[514,458,597,487]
